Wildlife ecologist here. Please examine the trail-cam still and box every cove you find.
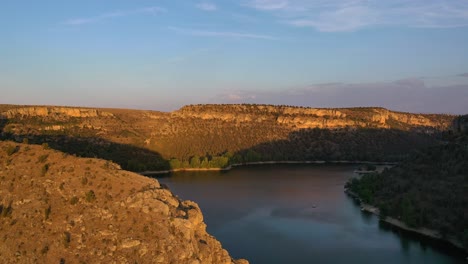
[157,164,465,264]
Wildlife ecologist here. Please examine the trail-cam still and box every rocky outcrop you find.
[174,104,454,130]
[0,141,247,264]
[2,106,114,120]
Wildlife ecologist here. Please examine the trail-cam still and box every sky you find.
[1,0,468,114]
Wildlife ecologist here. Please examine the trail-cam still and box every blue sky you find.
[1,0,468,113]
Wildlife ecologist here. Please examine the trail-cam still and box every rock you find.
[121,239,141,249]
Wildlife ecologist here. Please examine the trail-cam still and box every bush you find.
[70,196,79,205]
[37,154,48,163]
[41,164,49,176]
[0,203,13,218]
[85,190,96,202]
[62,232,71,248]
[462,229,468,251]
[81,177,88,186]
[44,205,51,220]
[5,145,19,156]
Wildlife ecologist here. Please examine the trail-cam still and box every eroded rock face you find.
[174,104,453,130]
[0,141,247,264]
[3,106,114,120]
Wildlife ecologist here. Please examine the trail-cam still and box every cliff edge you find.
[0,141,248,264]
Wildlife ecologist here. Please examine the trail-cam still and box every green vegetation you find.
[41,164,49,176]
[62,232,71,248]
[4,145,19,156]
[85,190,96,202]
[40,245,49,255]
[44,205,51,220]
[70,196,79,205]
[37,154,48,163]
[0,202,13,218]
[347,135,468,249]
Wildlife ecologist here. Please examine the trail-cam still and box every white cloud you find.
[244,0,468,32]
[196,2,217,11]
[168,26,277,40]
[64,6,166,25]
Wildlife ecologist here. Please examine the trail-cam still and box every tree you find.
[200,157,209,168]
[190,156,201,168]
[169,158,181,169]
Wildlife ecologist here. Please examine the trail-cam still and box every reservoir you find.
[158,165,465,264]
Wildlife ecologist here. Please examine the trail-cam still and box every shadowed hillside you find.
[347,115,468,251]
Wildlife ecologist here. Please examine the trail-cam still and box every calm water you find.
[158,165,466,264]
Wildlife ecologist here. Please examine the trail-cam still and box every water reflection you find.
[157,164,466,264]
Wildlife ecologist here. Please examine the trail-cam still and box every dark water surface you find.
[158,165,466,264]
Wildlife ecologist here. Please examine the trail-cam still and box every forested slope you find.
[347,116,468,251]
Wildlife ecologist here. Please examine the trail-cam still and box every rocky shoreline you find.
[139,160,397,176]
[345,189,466,254]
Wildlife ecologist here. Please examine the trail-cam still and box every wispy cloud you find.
[168,26,277,40]
[196,2,218,11]
[247,0,289,10]
[214,77,468,114]
[244,0,468,32]
[64,6,166,25]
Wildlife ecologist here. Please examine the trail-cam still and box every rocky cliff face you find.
[3,106,114,120]
[0,104,454,131]
[0,104,457,168]
[174,104,454,130]
[0,141,247,264]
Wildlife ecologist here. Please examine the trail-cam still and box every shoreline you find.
[345,189,466,253]
[139,160,397,176]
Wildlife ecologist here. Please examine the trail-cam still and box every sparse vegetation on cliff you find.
[0,104,454,171]
[0,141,248,263]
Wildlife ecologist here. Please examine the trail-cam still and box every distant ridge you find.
[0,103,458,171]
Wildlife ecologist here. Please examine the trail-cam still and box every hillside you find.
[346,116,468,251]
[0,104,455,171]
[0,141,248,263]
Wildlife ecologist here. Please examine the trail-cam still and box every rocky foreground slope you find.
[0,141,247,264]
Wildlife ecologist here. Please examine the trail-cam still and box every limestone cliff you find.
[174,104,454,130]
[0,141,247,264]
[3,106,114,120]
[0,104,457,169]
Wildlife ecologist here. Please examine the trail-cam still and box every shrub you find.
[70,196,79,205]
[37,154,48,163]
[62,232,71,248]
[41,164,49,176]
[81,177,88,186]
[85,190,96,202]
[44,205,51,220]
[5,145,19,156]
[0,202,13,218]
[41,245,49,255]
